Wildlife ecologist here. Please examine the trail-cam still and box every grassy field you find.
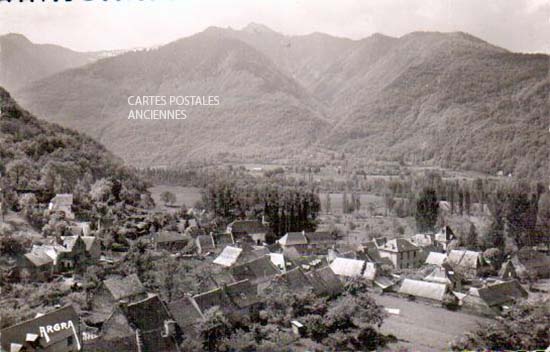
[149,185,203,212]
[375,294,492,351]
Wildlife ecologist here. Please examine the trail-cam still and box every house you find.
[230,255,281,289]
[424,252,447,267]
[329,257,365,278]
[91,274,147,320]
[166,297,203,337]
[195,234,216,254]
[409,234,434,248]
[461,280,528,316]
[100,295,179,352]
[150,231,188,252]
[268,253,287,272]
[48,194,75,220]
[213,246,243,267]
[498,260,518,280]
[398,278,448,302]
[434,226,456,251]
[510,247,550,280]
[1,305,82,352]
[378,238,422,269]
[277,231,336,256]
[21,250,55,281]
[226,219,270,244]
[304,266,344,296]
[445,250,490,278]
[270,267,313,292]
[62,236,101,261]
[423,267,452,286]
[68,222,91,237]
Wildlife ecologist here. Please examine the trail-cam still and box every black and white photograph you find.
[0,1,549,351]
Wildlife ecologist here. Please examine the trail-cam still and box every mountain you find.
[14,25,550,178]
[0,86,147,205]
[0,33,106,91]
[314,32,549,178]
[15,29,329,167]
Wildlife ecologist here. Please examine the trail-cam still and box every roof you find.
[103,274,146,301]
[398,279,447,301]
[425,252,447,267]
[224,279,261,309]
[239,247,270,264]
[24,251,54,267]
[1,305,79,352]
[231,255,280,283]
[273,268,312,291]
[304,232,334,245]
[196,235,215,251]
[447,250,483,269]
[212,232,235,246]
[152,231,186,243]
[305,266,344,296]
[424,267,452,285]
[125,295,179,352]
[49,194,73,207]
[192,288,234,314]
[62,236,97,252]
[475,280,528,307]
[28,244,68,265]
[167,297,203,328]
[278,232,308,246]
[379,238,418,253]
[268,253,286,271]
[410,234,434,247]
[228,220,268,234]
[213,246,243,267]
[329,258,365,277]
[126,295,170,332]
[511,248,550,278]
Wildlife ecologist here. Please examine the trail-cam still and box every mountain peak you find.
[242,23,277,35]
[0,32,31,44]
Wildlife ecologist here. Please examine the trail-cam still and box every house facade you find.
[378,238,422,269]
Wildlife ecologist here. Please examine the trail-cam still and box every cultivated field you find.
[149,185,203,212]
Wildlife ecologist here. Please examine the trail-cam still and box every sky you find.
[0,0,549,53]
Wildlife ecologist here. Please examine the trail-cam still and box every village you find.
[1,183,548,352]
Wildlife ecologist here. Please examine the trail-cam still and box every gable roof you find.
[224,279,261,309]
[49,194,73,207]
[511,248,550,278]
[304,232,334,245]
[273,268,312,291]
[379,238,418,253]
[167,297,203,329]
[435,226,455,242]
[213,246,243,267]
[103,274,146,301]
[192,287,234,314]
[447,250,484,269]
[62,236,97,252]
[329,258,365,277]
[305,266,344,296]
[238,247,270,264]
[231,255,280,283]
[268,253,286,271]
[278,232,308,246]
[24,251,54,267]
[424,267,452,285]
[1,305,79,352]
[196,235,216,251]
[228,220,268,234]
[212,232,235,246]
[475,280,528,307]
[425,252,447,267]
[152,231,186,243]
[410,234,434,247]
[398,279,447,301]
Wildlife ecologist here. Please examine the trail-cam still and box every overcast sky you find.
[0,0,549,53]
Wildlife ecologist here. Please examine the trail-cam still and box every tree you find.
[451,299,549,351]
[463,223,479,249]
[415,187,438,233]
[325,193,331,214]
[160,191,177,206]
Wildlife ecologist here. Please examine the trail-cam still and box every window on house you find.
[67,336,73,346]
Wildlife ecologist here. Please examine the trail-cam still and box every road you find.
[374,294,492,352]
